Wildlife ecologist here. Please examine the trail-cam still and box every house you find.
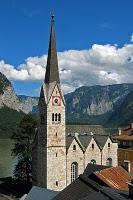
[113,123,133,175]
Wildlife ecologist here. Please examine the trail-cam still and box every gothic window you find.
[73,145,76,151]
[90,159,96,164]
[58,113,61,122]
[92,143,94,149]
[106,158,112,167]
[52,113,54,122]
[71,162,78,183]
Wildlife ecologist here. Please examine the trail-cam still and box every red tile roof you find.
[113,124,133,141]
[94,166,133,191]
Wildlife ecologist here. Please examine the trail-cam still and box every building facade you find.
[113,124,133,175]
[32,16,118,191]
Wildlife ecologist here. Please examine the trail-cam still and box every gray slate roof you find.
[66,125,105,135]
[66,133,110,151]
[25,186,58,200]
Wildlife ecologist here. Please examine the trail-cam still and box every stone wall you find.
[85,137,101,166]
[66,139,85,186]
[102,137,118,166]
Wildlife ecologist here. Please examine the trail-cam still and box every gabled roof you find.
[94,166,133,191]
[83,163,109,177]
[113,124,133,141]
[53,173,130,200]
[66,133,112,152]
[78,135,92,149]
[93,135,108,150]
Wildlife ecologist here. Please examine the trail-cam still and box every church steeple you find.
[45,14,60,84]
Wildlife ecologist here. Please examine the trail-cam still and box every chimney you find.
[128,180,133,199]
[118,128,122,135]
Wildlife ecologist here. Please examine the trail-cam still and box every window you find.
[52,113,61,123]
[52,113,54,122]
[56,132,57,137]
[55,113,58,121]
[90,159,96,164]
[58,113,61,122]
[123,160,130,172]
[56,153,58,157]
[71,162,78,183]
[92,144,94,149]
[73,145,76,151]
[106,158,113,167]
[56,181,58,186]
[108,143,110,148]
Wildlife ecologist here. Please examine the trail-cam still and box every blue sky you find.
[0,0,133,96]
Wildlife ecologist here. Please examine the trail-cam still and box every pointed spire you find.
[45,14,60,84]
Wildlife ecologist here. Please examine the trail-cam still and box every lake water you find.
[0,139,16,177]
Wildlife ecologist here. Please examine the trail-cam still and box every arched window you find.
[55,113,58,121]
[58,113,61,122]
[90,159,96,164]
[71,162,78,182]
[106,158,112,166]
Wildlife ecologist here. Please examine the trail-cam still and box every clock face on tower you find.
[52,96,61,106]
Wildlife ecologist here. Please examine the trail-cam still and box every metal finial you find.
[51,10,54,20]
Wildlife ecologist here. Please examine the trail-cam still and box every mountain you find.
[0,72,133,136]
[0,72,21,111]
[18,95,38,114]
[107,91,133,126]
[65,84,133,126]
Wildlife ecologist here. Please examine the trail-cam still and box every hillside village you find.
[0,14,133,200]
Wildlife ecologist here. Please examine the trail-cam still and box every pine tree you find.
[12,114,37,183]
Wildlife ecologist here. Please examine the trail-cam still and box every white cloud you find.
[0,41,133,94]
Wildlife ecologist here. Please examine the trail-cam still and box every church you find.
[32,15,118,191]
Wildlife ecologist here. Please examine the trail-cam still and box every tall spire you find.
[45,14,60,84]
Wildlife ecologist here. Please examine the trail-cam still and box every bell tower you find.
[32,15,66,191]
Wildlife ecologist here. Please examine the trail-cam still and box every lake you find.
[0,139,16,177]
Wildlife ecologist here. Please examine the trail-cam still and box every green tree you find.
[12,114,37,184]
